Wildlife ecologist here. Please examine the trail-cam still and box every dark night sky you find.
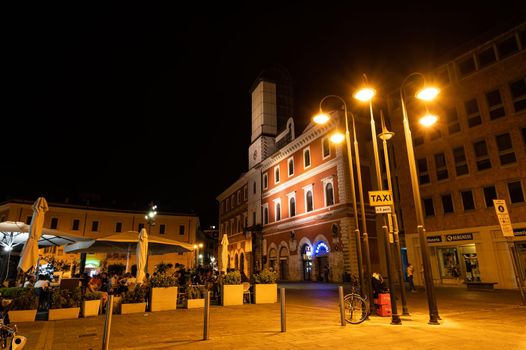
[3,2,525,227]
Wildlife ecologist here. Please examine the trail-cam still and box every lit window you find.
[288,157,294,177]
[274,166,280,184]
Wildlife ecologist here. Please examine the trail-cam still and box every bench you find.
[466,281,498,290]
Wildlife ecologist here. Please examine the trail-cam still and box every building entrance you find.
[301,244,312,281]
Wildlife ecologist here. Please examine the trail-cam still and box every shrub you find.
[253,268,278,284]
[154,262,173,274]
[150,273,178,288]
[83,291,103,301]
[121,287,148,304]
[0,287,39,310]
[186,285,207,299]
[50,288,82,309]
[224,270,241,285]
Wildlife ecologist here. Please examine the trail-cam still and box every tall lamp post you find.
[377,111,409,315]
[354,76,401,325]
[145,202,158,233]
[400,72,440,324]
[313,95,373,308]
[194,243,204,267]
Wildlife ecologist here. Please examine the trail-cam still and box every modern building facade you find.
[0,200,200,278]
[218,68,380,282]
[388,22,526,289]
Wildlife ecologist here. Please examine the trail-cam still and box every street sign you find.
[375,206,392,214]
[493,199,514,237]
[368,190,393,206]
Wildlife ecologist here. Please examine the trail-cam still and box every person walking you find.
[407,263,416,292]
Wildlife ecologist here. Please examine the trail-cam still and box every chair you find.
[242,282,252,304]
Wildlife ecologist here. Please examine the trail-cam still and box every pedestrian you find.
[407,263,416,292]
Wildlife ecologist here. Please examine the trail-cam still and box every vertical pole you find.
[280,288,286,332]
[203,291,210,340]
[338,286,346,326]
[102,295,114,350]
[509,242,526,305]
[382,225,402,325]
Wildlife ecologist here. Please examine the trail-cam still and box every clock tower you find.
[248,79,277,170]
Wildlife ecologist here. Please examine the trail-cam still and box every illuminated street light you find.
[400,72,441,325]
[194,242,204,267]
[313,95,373,307]
[354,74,402,324]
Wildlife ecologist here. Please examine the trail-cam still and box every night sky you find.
[3,2,525,227]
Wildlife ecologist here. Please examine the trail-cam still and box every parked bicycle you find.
[343,276,369,324]
[0,296,27,350]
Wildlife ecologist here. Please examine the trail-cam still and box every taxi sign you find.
[368,190,393,206]
[493,199,513,237]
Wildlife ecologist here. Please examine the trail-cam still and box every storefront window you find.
[438,248,461,279]
[514,243,526,281]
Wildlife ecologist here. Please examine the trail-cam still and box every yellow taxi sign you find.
[368,190,393,206]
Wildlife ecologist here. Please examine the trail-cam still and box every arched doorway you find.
[314,241,330,282]
[279,246,289,280]
[268,248,277,271]
[235,254,239,270]
[301,244,312,281]
[240,252,245,276]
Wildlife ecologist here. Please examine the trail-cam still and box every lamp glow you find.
[313,113,330,124]
[329,132,345,144]
[353,88,376,102]
[416,87,440,101]
[3,245,13,252]
[419,114,438,127]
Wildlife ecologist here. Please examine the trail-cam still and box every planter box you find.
[222,284,243,306]
[48,307,80,320]
[8,309,37,323]
[151,287,178,312]
[82,299,101,317]
[121,302,146,314]
[186,299,205,309]
[254,284,277,304]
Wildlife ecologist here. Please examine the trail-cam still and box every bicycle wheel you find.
[344,294,368,324]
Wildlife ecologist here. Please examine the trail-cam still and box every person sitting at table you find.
[34,274,51,310]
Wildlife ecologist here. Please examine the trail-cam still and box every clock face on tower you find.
[253,149,258,160]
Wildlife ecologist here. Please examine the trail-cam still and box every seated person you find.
[23,275,36,288]
[371,272,388,299]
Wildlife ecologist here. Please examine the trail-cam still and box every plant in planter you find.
[185,285,207,309]
[48,287,82,320]
[0,287,39,322]
[120,287,148,314]
[82,291,103,317]
[150,272,179,311]
[253,268,278,304]
[222,270,243,306]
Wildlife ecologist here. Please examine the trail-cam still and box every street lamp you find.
[400,72,440,324]
[193,242,203,267]
[145,202,158,233]
[377,110,410,316]
[313,95,373,308]
[354,75,401,325]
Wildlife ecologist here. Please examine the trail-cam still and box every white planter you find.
[121,302,146,314]
[186,299,205,309]
[254,284,277,304]
[82,300,101,317]
[151,286,178,312]
[8,310,37,322]
[222,284,243,306]
[48,307,80,320]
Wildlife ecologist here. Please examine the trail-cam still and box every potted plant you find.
[48,287,82,320]
[0,287,39,322]
[253,267,278,304]
[82,291,102,317]
[185,285,207,309]
[120,287,148,314]
[222,270,243,306]
[149,269,179,311]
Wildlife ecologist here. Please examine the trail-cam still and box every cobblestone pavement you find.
[15,283,526,350]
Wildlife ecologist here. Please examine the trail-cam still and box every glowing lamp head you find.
[419,114,438,127]
[416,87,440,101]
[353,87,376,102]
[330,132,345,144]
[3,245,13,252]
[313,113,330,124]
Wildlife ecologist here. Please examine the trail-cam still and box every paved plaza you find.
[16,283,526,350]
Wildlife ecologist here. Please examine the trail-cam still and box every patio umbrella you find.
[136,228,148,284]
[220,234,229,273]
[18,197,49,273]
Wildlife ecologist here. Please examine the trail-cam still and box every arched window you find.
[276,203,281,221]
[304,148,311,168]
[306,191,313,212]
[325,182,334,206]
[289,197,296,217]
[263,206,269,224]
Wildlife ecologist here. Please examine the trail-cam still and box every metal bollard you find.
[280,288,286,332]
[203,291,210,340]
[102,294,114,350]
[338,286,346,326]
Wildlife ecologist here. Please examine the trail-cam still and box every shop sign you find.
[493,199,513,237]
[445,233,473,242]
[427,235,442,243]
[514,228,526,236]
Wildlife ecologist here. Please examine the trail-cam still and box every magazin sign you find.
[445,233,473,242]
[427,235,442,243]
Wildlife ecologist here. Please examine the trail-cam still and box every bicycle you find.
[0,297,27,350]
[343,276,369,324]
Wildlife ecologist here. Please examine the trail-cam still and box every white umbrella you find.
[220,234,229,273]
[17,197,49,273]
[136,228,148,284]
